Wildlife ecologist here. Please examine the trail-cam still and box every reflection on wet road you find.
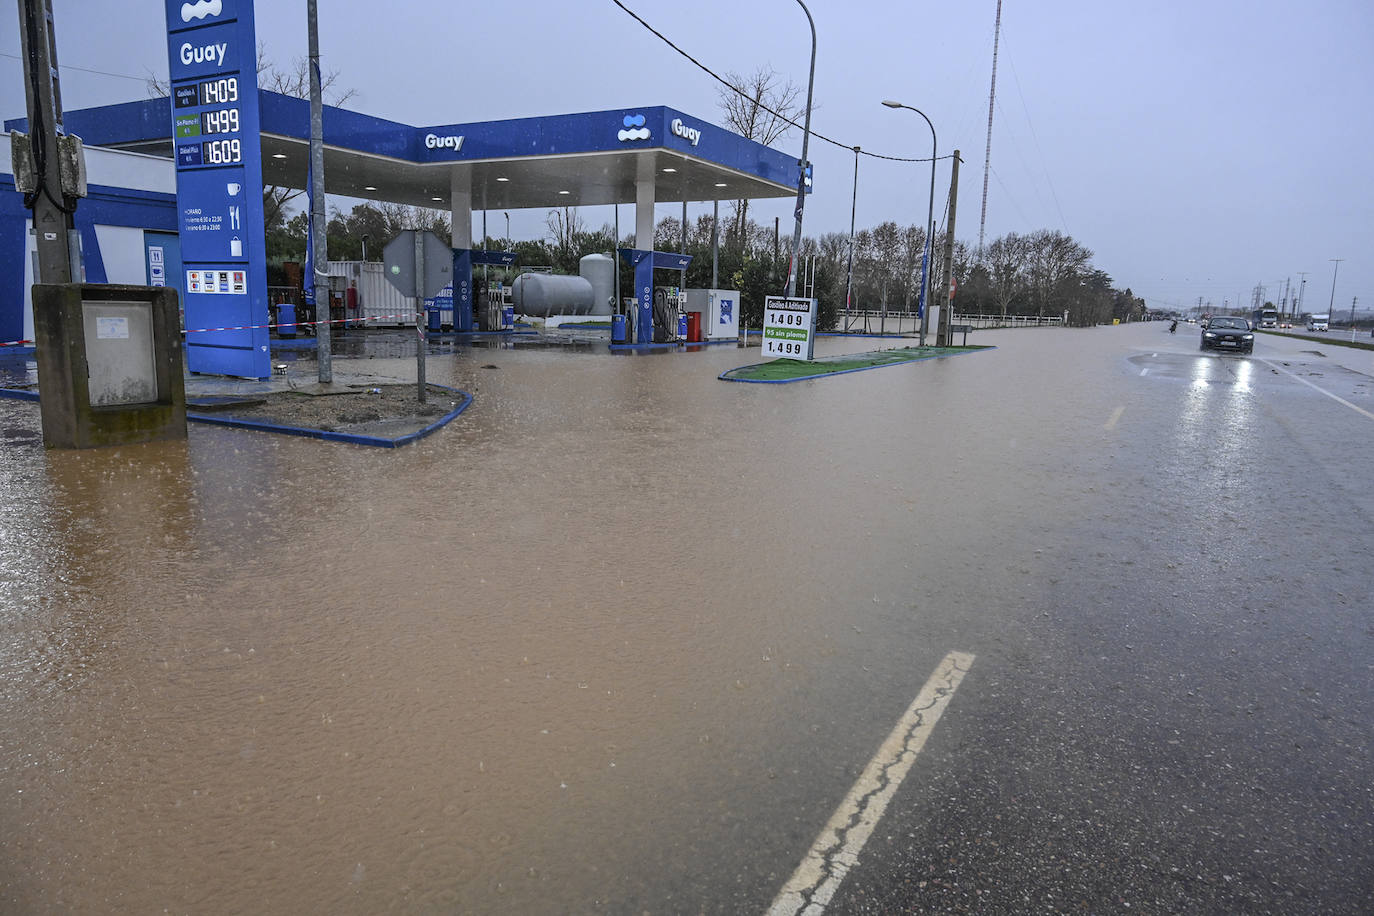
[1,325,1370,913]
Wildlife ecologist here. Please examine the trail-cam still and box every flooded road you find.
[2,325,1371,913]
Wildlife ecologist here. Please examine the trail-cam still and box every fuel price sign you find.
[762,295,816,361]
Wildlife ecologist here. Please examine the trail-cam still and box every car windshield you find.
[1210,318,1248,330]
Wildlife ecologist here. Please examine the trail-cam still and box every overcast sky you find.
[4,0,1371,315]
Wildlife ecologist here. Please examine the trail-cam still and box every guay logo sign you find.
[181,0,224,21]
[425,133,465,152]
[670,117,702,147]
[618,114,651,142]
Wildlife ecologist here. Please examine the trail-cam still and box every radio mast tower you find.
[976,0,1004,259]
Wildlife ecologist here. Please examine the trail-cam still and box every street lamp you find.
[882,100,937,347]
[783,0,817,299]
[504,212,510,248]
[361,234,368,262]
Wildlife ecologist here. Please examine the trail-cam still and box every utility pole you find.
[1296,272,1308,318]
[844,146,859,332]
[1350,296,1358,340]
[307,0,332,383]
[1328,258,1343,314]
[17,0,76,284]
[936,150,961,346]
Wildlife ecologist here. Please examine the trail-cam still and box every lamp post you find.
[783,0,816,299]
[504,212,510,249]
[361,234,368,263]
[882,100,937,347]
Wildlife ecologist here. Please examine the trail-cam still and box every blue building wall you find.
[1,174,177,344]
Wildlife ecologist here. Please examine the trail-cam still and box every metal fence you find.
[839,310,1063,333]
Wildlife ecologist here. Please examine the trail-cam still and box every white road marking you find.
[1140,367,1150,376]
[1105,405,1126,429]
[767,651,975,916]
[1260,358,1374,421]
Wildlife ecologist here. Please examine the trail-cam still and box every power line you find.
[0,50,154,86]
[608,1,953,166]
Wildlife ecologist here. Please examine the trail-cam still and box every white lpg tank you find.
[510,273,595,317]
[579,253,615,316]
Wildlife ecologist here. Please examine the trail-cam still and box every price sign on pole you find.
[762,295,816,361]
[165,0,268,378]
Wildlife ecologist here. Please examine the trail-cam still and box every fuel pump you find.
[653,286,685,342]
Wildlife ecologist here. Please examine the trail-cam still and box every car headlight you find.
[1204,332,1216,338]
[1243,333,1253,339]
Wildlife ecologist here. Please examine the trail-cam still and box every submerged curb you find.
[1,385,473,449]
[720,346,993,384]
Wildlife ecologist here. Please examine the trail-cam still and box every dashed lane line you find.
[767,651,975,916]
[1260,358,1374,421]
[1105,405,1126,429]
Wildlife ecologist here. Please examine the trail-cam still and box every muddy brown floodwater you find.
[1,329,1094,913]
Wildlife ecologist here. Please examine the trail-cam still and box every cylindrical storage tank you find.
[579,254,615,315]
[511,273,595,317]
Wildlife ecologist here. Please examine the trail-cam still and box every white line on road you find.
[1105,405,1126,429]
[1140,367,1150,376]
[767,651,975,916]
[1260,358,1374,421]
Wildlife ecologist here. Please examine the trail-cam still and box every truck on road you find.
[1307,313,1330,332]
[1251,307,1279,329]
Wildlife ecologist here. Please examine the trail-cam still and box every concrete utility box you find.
[32,283,187,449]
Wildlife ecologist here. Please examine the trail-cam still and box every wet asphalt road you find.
[1,323,1371,913]
[820,329,1374,914]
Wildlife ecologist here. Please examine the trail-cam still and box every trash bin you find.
[611,313,627,344]
[278,302,297,338]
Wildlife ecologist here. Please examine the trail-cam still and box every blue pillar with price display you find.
[165,0,269,377]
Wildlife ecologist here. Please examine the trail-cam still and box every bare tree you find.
[716,65,803,247]
[1026,229,1092,318]
[985,232,1029,320]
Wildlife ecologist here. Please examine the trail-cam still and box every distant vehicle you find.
[1201,316,1254,354]
[1280,321,1293,329]
[1186,317,1196,324]
[1250,307,1279,329]
[1307,313,1329,332]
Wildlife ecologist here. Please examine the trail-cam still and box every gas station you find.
[1,0,807,378]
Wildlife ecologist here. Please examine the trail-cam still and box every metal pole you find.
[307,0,332,382]
[882,101,936,347]
[414,231,427,403]
[844,146,859,332]
[18,0,75,284]
[711,198,719,289]
[784,0,816,299]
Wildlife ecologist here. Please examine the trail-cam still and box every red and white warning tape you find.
[4,312,426,345]
[184,312,421,335]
